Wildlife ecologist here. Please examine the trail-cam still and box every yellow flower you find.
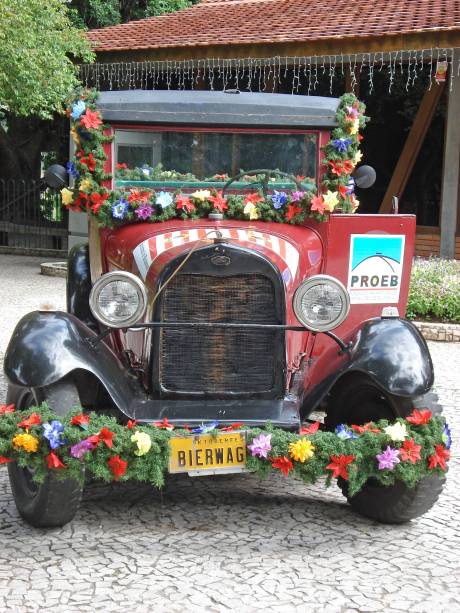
[384,422,408,442]
[322,190,339,212]
[351,195,360,212]
[191,189,211,202]
[243,202,259,220]
[60,188,74,206]
[79,178,93,192]
[353,150,363,165]
[131,431,152,456]
[289,438,315,463]
[12,433,39,453]
[70,126,80,145]
[349,118,360,135]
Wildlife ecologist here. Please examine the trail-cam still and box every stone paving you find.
[0,254,459,613]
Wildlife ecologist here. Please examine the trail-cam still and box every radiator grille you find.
[158,273,280,395]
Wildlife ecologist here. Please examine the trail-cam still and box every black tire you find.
[325,374,445,524]
[7,379,84,528]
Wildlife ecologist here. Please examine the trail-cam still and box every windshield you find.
[114,129,317,189]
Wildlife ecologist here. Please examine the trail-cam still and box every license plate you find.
[169,432,247,474]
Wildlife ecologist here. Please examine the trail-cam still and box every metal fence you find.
[0,179,68,255]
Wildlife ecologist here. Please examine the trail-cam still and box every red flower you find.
[46,452,66,470]
[326,454,355,480]
[243,193,264,205]
[329,161,344,176]
[126,420,138,430]
[0,456,12,464]
[107,455,128,481]
[152,417,174,431]
[399,438,422,464]
[428,444,450,471]
[71,414,90,429]
[79,153,97,172]
[286,203,303,221]
[90,192,109,214]
[342,160,355,174]
[351,423,381,434]
[86,434,100,448]
[175,194,195,213]
[406,409,432,425]
[271,456,294,477]
[358,134,364,142]
[220,422,244,432]
[128,189,151,204]
[299,421,320,435]
[80,108,102,130]
[209,193,228,212]
[98,427,114,449]
[310,194,326,215]
[0,404,15,414]
[116,163,128,170]
[73,192,89,211]
[338,185,349,198]
[17,413,42,428]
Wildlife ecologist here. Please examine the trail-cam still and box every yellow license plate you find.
[169,432,247,474]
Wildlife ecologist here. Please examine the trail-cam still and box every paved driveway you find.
[0,255,458,612]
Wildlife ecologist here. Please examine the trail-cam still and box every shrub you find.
[406,258,460,323]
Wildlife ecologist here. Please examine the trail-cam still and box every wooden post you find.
[379,82,445,213]
[440,76,460,258]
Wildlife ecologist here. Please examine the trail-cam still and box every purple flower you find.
[192,421,220,434]
[442,423,452,449]
[42,420,66,449]
[332,138,352,152]
[135,204,153,220]
[291,191,306,202]
[271,191,288,209]
[70,438,95,460]
[112,198,129,220]
[376,446,400,470]
[346,106,359,118]
[335,424,358,440]
[248,433,272,459]
[66,161,79,179]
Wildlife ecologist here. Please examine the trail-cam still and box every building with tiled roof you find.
[88,0,460,60]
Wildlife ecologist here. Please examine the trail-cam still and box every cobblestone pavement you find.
[0,255,458,612]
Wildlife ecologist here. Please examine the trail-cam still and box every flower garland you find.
[61,90,368,228]
[0,404,450,497]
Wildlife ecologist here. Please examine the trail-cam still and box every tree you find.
[0,0,94,119]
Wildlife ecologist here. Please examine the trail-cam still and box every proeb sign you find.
[347,235,405,304]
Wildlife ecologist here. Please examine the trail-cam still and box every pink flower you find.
[135,204,153,220]
[376,446,400,470]
[248,433,272,459]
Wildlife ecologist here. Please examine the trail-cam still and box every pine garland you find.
[61,90,368,228]
[0,405,450,497]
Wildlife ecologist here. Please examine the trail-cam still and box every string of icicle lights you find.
[80,48,459,95]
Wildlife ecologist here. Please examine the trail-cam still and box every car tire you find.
[325,374,445,524]
[7,379,84,528]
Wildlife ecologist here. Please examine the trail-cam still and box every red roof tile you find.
[87,0,460,52]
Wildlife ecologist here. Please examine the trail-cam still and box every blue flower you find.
[141,166,151,176]
[71,99,86,121]
[42,420,66,449]
[111,199,129,220]
[442,423,452,449]
[332,138,352,153]
[346,177,355,194]
[66,161,79,179]
[271,191,288,209]
[192,421,220,434]
[156,191,174,209]
[335,424,358,440]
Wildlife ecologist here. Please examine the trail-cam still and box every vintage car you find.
[3,90,443,527]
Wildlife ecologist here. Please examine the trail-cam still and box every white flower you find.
[384,422,408,442]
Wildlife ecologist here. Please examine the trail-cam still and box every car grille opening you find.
[157,273,281,395]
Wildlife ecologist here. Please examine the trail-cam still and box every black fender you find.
[66,243,98,331]
[4,311,144,414]
[302,318,434,417]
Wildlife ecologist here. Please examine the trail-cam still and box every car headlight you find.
[89,272,147,328]
[293,275,350,332]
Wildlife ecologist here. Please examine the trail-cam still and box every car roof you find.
[97,90,339,128]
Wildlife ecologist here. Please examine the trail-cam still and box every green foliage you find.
[0,406,450,498]
[406,258,460,323]
[0,0,94,119]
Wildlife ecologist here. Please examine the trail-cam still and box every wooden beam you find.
[379,82,445,213]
